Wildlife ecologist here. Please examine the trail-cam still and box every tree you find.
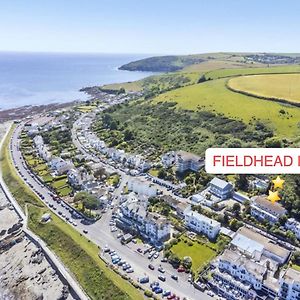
[83,195,98,211]
[243,200,251,215]
[93,167,106,179]
[229,218,243,231]
[169,253,181,268]
[278,214,287,226]
[124,129,134,141]
[235,174,249,192]
[182,256,193,270]
[265,137,282,148]
[293,251,300,265]
[232,203,241,217]
[197,75,207,83]
[158,169,167,179]
[74,191,98,211]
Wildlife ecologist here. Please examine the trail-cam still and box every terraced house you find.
[210,227,291,300]
[116,194,170,246]
[251,195,287,224]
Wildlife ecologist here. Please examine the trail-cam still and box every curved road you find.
[9,120,211,300]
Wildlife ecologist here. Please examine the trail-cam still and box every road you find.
[10,122,212,300]
[0,123,89,300]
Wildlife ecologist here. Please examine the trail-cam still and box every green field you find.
[205,65,300,80]
[228,74,300,103]
[171,238,217,272]
[154,78,300,138]
[0,126,143,300]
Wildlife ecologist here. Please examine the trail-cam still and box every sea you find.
[0,52,153,110]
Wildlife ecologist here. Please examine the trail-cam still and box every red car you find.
[167,294,176,300]
[177,267,185,273]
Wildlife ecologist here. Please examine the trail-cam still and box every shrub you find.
[144,290,153,298]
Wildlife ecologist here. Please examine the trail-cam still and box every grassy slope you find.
[228,74,300,103]
[0,126,143,300]
[154,78,300,138]
[206,65,300,79]
[102,71,200,92]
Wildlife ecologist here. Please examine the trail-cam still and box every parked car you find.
[154,287,163,294]
[148,264,155,270]
[126,268,134,273]
[158,266,165,273]
[177,267,186,273]
[139,276,149,284]
[171,275,178,281]
[163,291,171,297]
[158,275,166,282]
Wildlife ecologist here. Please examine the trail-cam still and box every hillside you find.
[119,52,300,72]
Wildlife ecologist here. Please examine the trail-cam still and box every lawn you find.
[42,174,54,183]
[228,74,300,104]
[76,105,97,113]
[292,264,300,272]
[171,238,217,272]
[0,126,143,300]
[148,168,159,177]
[52,178,68,189]
[57,185,72,197]
[154,78,300,138]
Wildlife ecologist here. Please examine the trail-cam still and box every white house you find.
[208,177,233,200]
[279,268,300,300]
[285,218,300,239]
[67,169,82,188]
[176,151,204,173]
[33,135,52,162]
[184,209,221,239]
[161,151,176,168]
[50,157,74,175]
[251,195,286,224]
[127,178,157,197]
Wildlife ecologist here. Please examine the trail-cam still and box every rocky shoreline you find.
[0,101,81,123]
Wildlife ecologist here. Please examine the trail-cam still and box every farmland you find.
[205,64,300,80]
[228,74,300,104]
[153,78,300,138]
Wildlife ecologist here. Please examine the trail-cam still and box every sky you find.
[1,0,300,55]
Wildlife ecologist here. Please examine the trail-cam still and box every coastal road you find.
[0,123,89,300]
[10,122,212,300]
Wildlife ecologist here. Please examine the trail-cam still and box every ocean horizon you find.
[0,52,153,110]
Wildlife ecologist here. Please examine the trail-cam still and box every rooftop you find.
[283,268,300,284]
[210,177,233,190]
[237,227,290,259]
[252,195,286,215]
[177,150,203,162]
[185,209,220,227]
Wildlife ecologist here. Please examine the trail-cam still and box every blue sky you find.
[1,0,300,54]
